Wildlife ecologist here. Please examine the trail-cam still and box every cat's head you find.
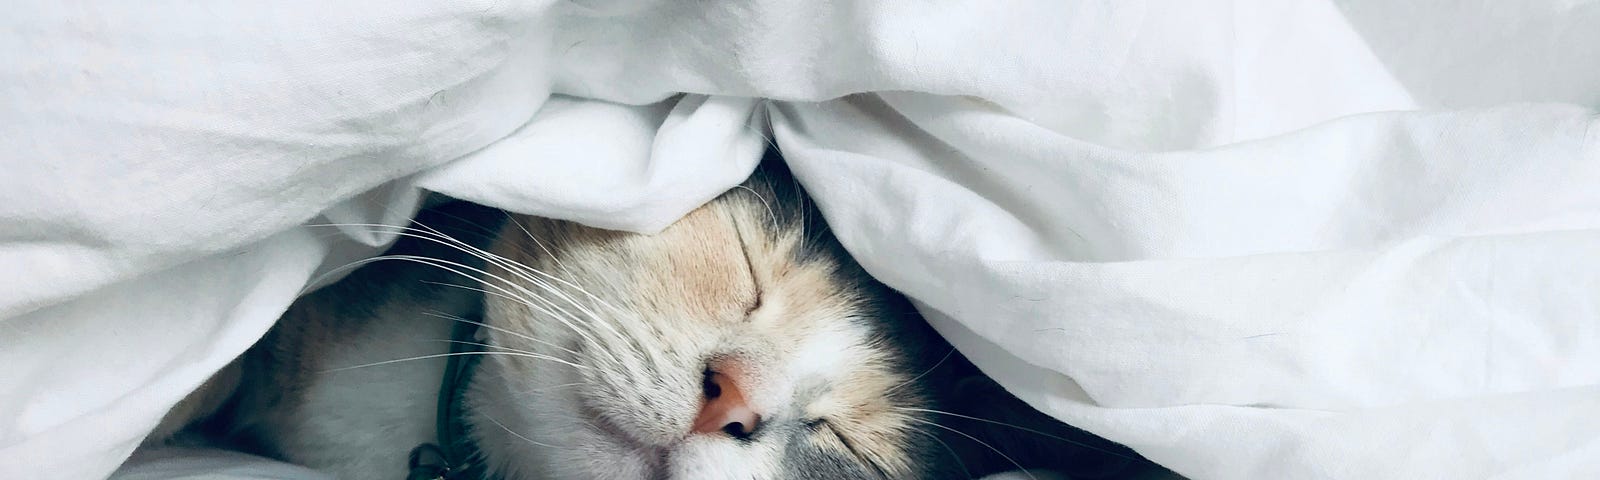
[466,156,1154,479]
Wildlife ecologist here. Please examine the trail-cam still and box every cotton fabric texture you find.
[3,1,1598,479]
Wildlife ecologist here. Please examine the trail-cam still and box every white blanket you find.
[4,1,1598,479]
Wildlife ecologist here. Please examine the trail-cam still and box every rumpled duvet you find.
[3,1,1598,479]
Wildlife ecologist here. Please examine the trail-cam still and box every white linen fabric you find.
[3,1,1597,479]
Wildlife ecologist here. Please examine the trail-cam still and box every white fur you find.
[270,314,450,479]
[788,321,867,382]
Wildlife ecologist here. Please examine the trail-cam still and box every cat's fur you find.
[153,152,1173,479]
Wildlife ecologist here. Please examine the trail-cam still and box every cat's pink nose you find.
[692,371,762,438]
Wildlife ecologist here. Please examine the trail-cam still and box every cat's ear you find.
[934,374,1170,479]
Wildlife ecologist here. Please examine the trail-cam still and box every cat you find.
[151,151,1174,480]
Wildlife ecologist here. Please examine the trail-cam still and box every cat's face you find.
[467,170,946,479]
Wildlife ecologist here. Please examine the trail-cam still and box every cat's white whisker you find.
[907,428,974,480]
[301,224,609,347]
[366,251,619,365]
[320,351,588,374]
[415,303,582,358]
[295,252,406,297]
[502,212,580,282]
[408,222,658,377]
[733,184,780,231]
[432,224,635,350]
[484,274,632,368]
[896,407,1136,460]
[512,382,585,396]
[483,257,634,358]
[484,414,569,450]
[884,347,956,396]
[424,338,570,361]
[904,417,1039,480]
[302,223,572,316]
[457,249,633,360]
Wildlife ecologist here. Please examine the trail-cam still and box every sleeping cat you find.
[151,152,1173,479]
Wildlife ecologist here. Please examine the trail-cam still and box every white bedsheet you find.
[3,1,1598,479]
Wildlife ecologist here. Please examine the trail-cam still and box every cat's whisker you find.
[423,338,571,362]
[296,250,409,298]
[488,251,627,318]
[397,254,603,352]
[484,397,594,426]
[791,172,808,231]
[501,212,581,283]
[304,223,542,297]
[394,223,651,374]
[433,224,633,344]
[484,414,570,450]
[564,302,661,380]
[415,304,582,358]
[895,407,1136,460]
[884,347,956,396]
[479,273,634,369]
[428,238,636,357]
[733,184,780,232]
[742,109,781,153]
[409,204,507,239]
[904,417,1039,480]
[483,258,634,356]
[491,273,624,343]
[482,396,592,425]
[480,397,606,445]
[480,266,658,378]
[304,224,612,348]
[302,225,537,303]
[513,382,585,396]
[300,253,518,310]
[906,427,974,480]
[320,351,588,374]
[358,250,618,364]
